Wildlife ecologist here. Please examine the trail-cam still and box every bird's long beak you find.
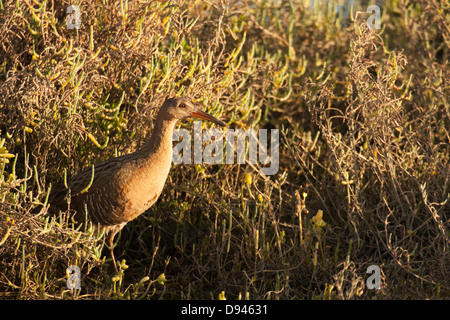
[190,109,226,127]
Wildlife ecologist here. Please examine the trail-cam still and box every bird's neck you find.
[117,114,179,220]
[138,114,178,163]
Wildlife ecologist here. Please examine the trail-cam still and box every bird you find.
[47,97,226,272]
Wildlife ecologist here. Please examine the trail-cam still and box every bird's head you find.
[160,97,226,127]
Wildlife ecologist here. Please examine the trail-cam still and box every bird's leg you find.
[106,231,118,273]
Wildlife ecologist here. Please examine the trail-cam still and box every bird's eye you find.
[179,103,186,108]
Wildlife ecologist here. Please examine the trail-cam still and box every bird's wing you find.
[48,154,132,215]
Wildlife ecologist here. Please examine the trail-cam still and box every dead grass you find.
[0,0,449,299]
